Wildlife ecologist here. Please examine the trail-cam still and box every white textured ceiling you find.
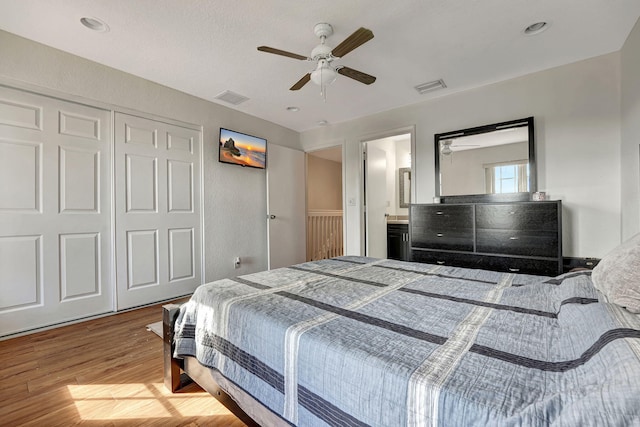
[0,0,639,132]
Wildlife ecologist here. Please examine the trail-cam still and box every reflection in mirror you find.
[399,168,411,208]
[435,117,535,199]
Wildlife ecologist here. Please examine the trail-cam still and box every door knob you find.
[267,214,276,220]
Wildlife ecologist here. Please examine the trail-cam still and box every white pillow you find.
[591,233,640,313]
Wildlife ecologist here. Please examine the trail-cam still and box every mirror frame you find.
[399,167,411,208]
[434,116,536,203]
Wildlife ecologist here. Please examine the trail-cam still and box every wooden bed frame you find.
[163,304,264,427]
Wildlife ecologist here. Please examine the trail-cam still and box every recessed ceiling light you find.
[286,106,300,112]
[523,21,549,36]
[317,120,328,126]
[80,17,110,33]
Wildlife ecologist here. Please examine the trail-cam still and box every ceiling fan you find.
[441,139,480,155]
[257,23,376,97]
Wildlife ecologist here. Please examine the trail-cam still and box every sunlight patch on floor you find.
[66,383,220,420]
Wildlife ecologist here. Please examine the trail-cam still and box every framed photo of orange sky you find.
[218,128,267,169]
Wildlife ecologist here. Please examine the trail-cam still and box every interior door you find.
[266,144,306,269]
[114,113,201,310]
[365,144,388,258]
[0,85,112,337]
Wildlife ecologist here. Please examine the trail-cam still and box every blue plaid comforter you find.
[173,256,640,426]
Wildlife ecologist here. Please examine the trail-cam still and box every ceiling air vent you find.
[214,90,250,105]
[414,79,447,95]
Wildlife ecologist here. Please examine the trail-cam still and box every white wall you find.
[621,19,640,240]
[302,53,622,258]
[0,30,302,282]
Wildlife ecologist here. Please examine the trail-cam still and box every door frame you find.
[360,125,416,256]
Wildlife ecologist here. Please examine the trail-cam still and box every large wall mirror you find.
[434,117,535,202]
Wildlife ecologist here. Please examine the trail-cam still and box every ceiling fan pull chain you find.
[320,66,327,101]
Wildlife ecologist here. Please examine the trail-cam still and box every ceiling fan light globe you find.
[311,62,337,86]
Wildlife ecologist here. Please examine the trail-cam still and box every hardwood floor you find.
[0,303,248,426]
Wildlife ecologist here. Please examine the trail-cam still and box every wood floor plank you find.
[0,302,248,426]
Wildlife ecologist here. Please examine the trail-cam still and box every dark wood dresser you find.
[410,201,562,276]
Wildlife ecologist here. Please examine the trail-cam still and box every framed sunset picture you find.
[218,128,267,169]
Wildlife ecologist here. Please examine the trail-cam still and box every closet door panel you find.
[0,140,41,212]
[59,232,101,300]
[115,113,201,310]
[0,86,112,337]
[0,235,41,310]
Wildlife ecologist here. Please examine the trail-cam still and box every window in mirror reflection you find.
[486,162,529,194]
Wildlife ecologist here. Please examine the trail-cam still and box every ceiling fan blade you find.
[337,67,376,85]
[257,46,308,61]
[290,73,311,90]
[331,27,374,58]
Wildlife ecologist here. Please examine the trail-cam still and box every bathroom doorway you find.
[362,131,412,258]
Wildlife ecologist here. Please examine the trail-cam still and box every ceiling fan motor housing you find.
[311,44,333,60]
[314,23,334,39]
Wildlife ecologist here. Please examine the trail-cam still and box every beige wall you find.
[302,53,622,258]
[0,30,302,281]
[621,18,640,240]
[307,156,342,210]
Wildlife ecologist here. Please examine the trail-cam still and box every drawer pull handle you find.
[509,236,519,240]
[436,211,444,215]
[436,233,444,237]
[437,261,446,265]
[508,268,520,272]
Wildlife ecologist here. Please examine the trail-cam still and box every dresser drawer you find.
[410,204,474,251]
[411,227,474,251]
[411,249,482,269]
[476,229,559,257]
[412,250,560,276]
[411,204,474,229]
[475,202,559,231]
[478,255,561,276]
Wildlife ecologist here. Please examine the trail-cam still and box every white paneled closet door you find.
[0,85,113,337]
[114,113,201,310]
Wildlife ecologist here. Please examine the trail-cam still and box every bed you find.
[166,252,640,426]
